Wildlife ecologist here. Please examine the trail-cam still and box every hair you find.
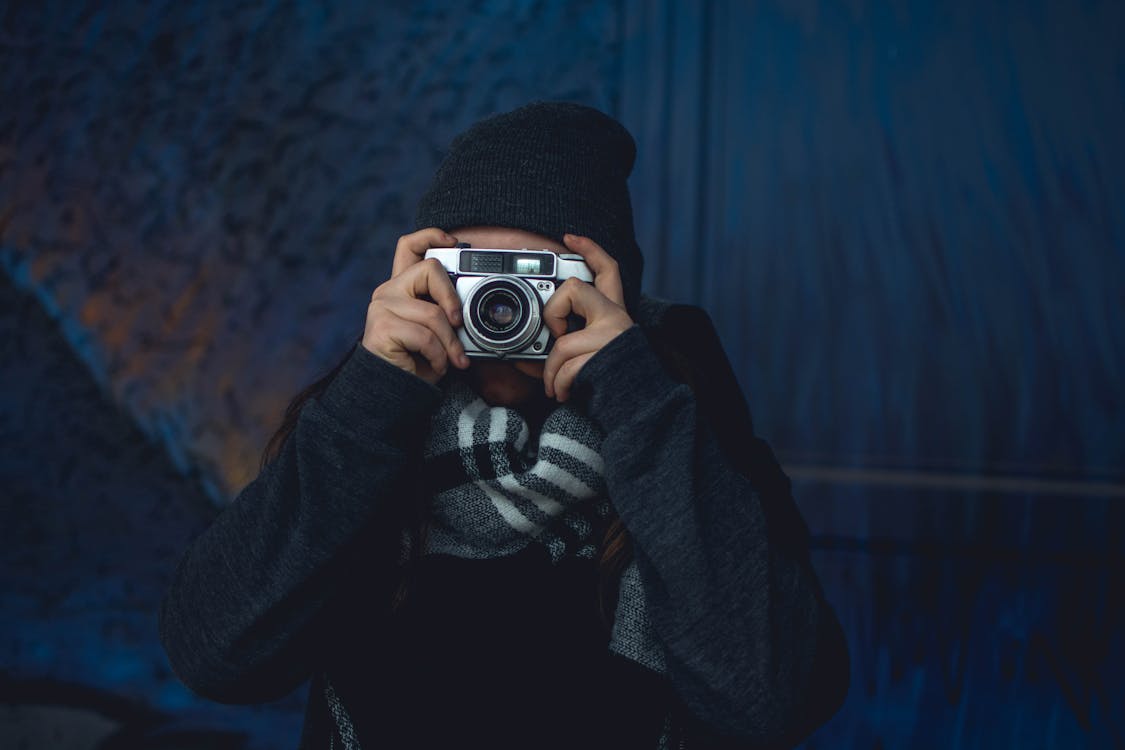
[258,333,642,629]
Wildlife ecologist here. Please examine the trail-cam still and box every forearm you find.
[158,343,441,703]
[576,326,847,744]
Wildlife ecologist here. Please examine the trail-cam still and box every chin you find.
[479,384,533,408]
[469,359,543,407]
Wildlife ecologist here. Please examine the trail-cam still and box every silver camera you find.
[423,243,594,360]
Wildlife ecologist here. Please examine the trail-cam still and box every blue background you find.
[1,0,1122,747]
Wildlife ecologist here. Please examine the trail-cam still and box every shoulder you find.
[635,294,756,444]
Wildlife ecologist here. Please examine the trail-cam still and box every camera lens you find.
[463,276,542,353]
[480,290,519,332]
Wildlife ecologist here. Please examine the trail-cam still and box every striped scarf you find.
[422,377,611,561]
[419,377,666,675]
[323,377,669,750]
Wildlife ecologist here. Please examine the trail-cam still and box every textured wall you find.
[0,1,620,747]
[1,0,1122,748]
[0,272,304,747]
[0,0,621,504]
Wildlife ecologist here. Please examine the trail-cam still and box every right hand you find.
[363,228,471,385]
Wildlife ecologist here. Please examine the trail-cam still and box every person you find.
[159,101,850,749]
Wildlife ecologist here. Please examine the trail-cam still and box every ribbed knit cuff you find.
[573,325,682,434]
[315,342,443,447]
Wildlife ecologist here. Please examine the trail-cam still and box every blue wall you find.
[1,1,1121,747]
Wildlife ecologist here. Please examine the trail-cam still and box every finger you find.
[379,296,469,369]
[542,280,576,340]
[553,351,596,403]
[385,317,449,376]
[392,227,458,277]
[563,234,625,307]
[398,257,463,328]
[542,326,601,399]
[543,277,606,339]
[541,329,571,399]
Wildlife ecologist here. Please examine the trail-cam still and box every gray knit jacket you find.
[158,297,849,748]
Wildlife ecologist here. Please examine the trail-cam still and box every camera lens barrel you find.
[462,276,542,353]
[479,290,519,333]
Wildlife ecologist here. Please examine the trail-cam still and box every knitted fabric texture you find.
[414,101,645,314]
[323,378,669,748]
[421,377,667,675]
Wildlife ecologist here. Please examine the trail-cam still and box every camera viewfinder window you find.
[515,256,545,274]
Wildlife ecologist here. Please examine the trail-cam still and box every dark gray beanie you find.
[414,101,645,314]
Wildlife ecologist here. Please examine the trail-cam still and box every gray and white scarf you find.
[324,378,669,750]
[418,377,665,674]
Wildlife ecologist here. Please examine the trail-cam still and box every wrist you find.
[572,326,680,432]
[316,342,443,446]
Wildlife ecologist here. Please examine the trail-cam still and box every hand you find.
[363,228,472,385]
[542,234,635,402]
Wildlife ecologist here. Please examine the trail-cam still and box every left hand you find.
[542,234,635,402]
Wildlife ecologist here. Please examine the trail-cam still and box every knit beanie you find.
[414,101,645,314]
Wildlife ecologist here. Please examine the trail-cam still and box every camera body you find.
[424,244,593,360]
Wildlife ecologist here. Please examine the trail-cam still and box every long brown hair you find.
[259,332,649,627]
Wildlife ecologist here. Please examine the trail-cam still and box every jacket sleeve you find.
[572,324,850,747]
[158,342,442,704]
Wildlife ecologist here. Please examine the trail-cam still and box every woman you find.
[159,102,849,749]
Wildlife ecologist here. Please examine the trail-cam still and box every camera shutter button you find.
[557,253,583,261]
